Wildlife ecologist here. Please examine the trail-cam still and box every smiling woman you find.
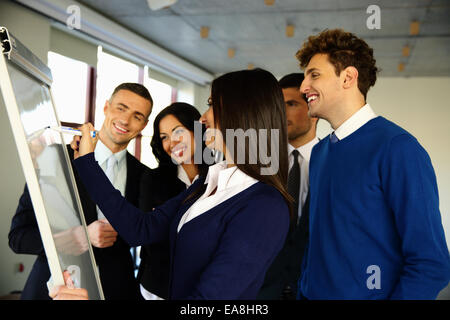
[137,102,209,300]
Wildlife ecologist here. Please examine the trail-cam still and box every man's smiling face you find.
[101,89,151,150]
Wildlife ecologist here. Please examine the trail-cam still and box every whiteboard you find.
[0,27,103,299]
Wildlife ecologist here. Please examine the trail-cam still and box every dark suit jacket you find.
[137,165,186,299]
[8,147,149,300]
[256,194,310,300]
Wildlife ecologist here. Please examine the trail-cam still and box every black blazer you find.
[8,147,149,300]
[256,194,310,300]
[137,165,186,299]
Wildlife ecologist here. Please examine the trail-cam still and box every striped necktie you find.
[287,150,301,223]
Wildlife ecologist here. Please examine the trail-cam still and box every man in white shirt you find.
[74,82,153,299]
[257,73,318,300]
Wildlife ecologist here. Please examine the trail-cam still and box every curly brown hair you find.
[296,29,379,99]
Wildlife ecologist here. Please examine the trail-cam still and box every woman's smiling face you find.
[159,114,196,165]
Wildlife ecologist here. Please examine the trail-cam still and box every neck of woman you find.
[181,162,199,183]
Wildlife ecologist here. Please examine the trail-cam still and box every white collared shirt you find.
[94,140,127,219]
[288,137,319,220]
[177,161,258,233]
[333,103,377,141]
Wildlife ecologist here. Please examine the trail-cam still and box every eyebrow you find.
[160,125,184,136]
[171,125,183,133]
[117,103,145,118]
[286,96,307,104]
[305,67,319,75]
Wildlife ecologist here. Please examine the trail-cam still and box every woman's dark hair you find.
[150,102,208,178]
[211,68,291,214]
[185,69,292,214]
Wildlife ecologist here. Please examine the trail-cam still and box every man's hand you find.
[71,123,98,159]
[87,219,118,248]
[53,226,89,256]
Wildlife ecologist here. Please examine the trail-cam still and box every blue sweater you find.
[74,154,289,299]
[299,116,450,299]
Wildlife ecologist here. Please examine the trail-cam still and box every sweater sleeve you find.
[186,191,290,299]
[73,153,195,246]
[382,134,450,299]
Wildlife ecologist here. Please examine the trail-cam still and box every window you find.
[140,67,175,168]
[95,47,141,155]
[48,51,89,125]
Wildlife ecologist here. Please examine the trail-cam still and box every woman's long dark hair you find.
[150,102,208,178]
[186,68,292,214]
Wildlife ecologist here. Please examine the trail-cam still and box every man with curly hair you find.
[296,29,450,299]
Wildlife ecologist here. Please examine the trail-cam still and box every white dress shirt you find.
[288,137,319,221]
[333,103,377,141]
[177,161,258,233]
[94,140,127,219]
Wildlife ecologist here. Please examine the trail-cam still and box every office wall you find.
[194,83,211,114]
[0,1,51,296]
[368,77,450,251]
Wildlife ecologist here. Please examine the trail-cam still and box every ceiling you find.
[77,0,450,78]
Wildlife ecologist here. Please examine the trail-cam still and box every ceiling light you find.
[402,45,410,57]
[248,63,254,70]
[228,48,235,58]
[286,24,295,38]
[146,0,177,11]
[200,26,209,39]
[398,63,405,72]
[410,21,420,35]
[264,0,275,6]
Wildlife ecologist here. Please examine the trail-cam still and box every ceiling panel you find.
[78,0,450,78]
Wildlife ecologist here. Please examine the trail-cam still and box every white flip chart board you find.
[0,27,103,299]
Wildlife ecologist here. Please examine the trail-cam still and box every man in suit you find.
[8,82,153,300]
[257,73,318,299]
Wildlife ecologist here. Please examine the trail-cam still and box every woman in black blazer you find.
[137,102,208,299]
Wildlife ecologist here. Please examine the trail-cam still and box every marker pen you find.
[50,126,97,138]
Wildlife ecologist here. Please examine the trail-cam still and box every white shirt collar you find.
[177,165,199,187]
[177,160,258,232]
[333,103,377,141]
[288,136,320,162]
[203,161,257,195]
[94,139,127,167]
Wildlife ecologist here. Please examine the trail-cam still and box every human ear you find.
[342,66,358,89]
[103,100,110,115]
